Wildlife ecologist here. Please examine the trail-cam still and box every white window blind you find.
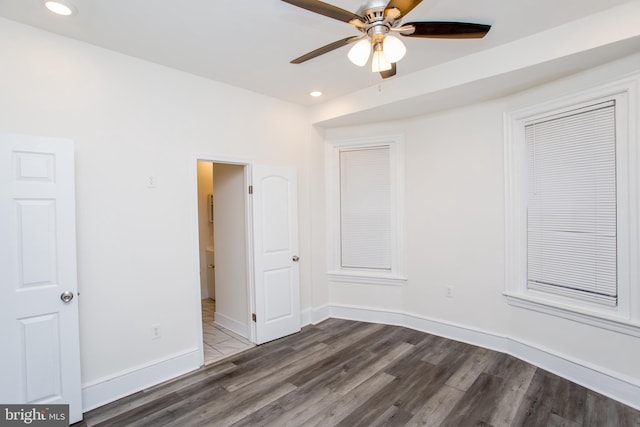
[526,100,617,305]
[339,147,392,270]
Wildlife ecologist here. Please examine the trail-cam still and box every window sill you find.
[328,271,407,286]
[504,291,640,338]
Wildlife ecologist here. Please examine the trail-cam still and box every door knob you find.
[292,255,300,262]
[60,291,74,303]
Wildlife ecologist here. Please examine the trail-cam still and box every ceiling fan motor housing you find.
[355,0,391,17]
[362,7,385,24]
[355,4,406,41]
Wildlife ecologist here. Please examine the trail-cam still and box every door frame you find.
[190,154,256,366]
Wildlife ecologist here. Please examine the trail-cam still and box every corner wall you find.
[213,163,249,337]
[196,161,214,299]
[318,53,640,409]
[0,17,314,409]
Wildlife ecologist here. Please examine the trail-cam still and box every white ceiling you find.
[0,0,635,107]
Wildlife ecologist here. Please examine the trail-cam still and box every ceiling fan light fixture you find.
[371,49,392,73]
[382,35,406,63]
[282,0,492,79]
[347,38,371,67]
[43,0,76,16]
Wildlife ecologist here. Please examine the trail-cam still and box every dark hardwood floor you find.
[75,319,640,426]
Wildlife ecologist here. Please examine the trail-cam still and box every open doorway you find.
[196,160,254,365]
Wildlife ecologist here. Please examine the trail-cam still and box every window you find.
[526,101,617,305]
[340,147,392,270]
[504,75,640,335]
[326,136,406,285]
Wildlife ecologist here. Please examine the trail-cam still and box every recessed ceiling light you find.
[310,91,323,97]
[43,0,76,16]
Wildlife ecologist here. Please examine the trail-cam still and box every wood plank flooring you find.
[74,319,640,427]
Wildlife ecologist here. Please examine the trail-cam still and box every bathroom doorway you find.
[196,160,254,365]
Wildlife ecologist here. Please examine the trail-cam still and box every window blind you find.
[339,147,392,270]
[526,101,617,305]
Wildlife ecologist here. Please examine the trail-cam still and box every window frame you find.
[326,135,407,285]
[504,74,640,336]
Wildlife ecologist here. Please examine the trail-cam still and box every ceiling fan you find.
[282,0,491,79]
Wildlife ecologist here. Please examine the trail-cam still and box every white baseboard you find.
[82,305,640,413]
[301,307,311,326]
[214,312,249,339]
[507,339,640,411]
[326,304,640,410]
[308,304,331,325]
[82,348,200,412]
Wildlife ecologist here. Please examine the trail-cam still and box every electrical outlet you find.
[446,286,454,298]
[152,323,161,340]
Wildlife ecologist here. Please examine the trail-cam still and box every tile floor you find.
[201,298,254,365]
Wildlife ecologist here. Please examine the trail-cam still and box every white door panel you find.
[0,134,83,422]
[17,199,58,286]
[252,166,300,344]
[21,314,62,402]
[264,268,293,321]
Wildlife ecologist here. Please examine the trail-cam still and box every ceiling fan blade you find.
[385,0,423,18]
[379,63,397,79]
[290,36,360,64]
[282,0,363,24]
[403,21,491,38]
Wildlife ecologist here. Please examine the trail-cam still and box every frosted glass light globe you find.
[348,39,372,67]
[371,50,392,72]
[382,35,406,63]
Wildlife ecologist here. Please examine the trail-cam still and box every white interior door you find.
[0,134,83,423]
[252,165,300,344]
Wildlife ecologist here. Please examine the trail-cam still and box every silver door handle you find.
[292,255,300,262]
[60,291,74,303]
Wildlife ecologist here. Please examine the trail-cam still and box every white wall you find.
[321,53,640,406]
[212,163,248,336]
[0,18,314,407]
[196,161,214,299]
